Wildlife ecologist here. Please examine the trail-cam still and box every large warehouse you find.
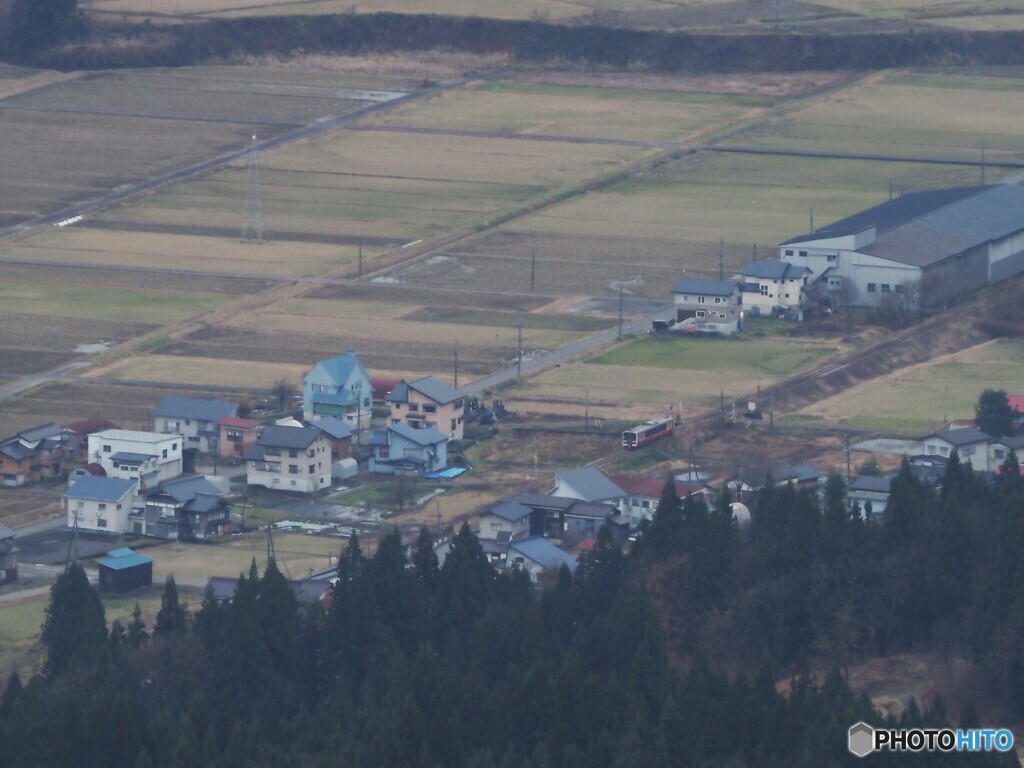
[778,184,1024,308]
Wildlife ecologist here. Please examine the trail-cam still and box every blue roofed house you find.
[922,428,995,471]
[387,376,466,441]
[153,397,237,454]
[477,500,534,540]
[64,476,139,534]
[671,278,743,335]
[739,260,810,319]
[507,537,578,584]
[368,423,448,476]
[303,349,372,442]
[550,467,626,508]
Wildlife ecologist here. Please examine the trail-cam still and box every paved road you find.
[467,302,673,392]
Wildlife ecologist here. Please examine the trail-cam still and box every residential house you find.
[610,473,714,527]
[921,428,994,471]
[97,548,153,592]
[302,349,372,439]
[0,440,33,487]
[507,537,578,584]
[206,574,330,613]
[670,278,743,335]
[1008,394,1024,430]
[738,259,809,318]
[550,467,626,509]
[245,425,332,493]
[387,376,466,441]
[64,476,138,534]
[779,185,1024,309]
[507,493,575,540]
[0,423,68,486]
[312,416,353,461]
[730,462,821,505]
[562,500,618,547]
[990,433,1024,469]
[368,423,448,476]
[87,429,183,491]
[217,416,264,458]
[371,376,402,403]
[66,418,119,460]
[135,475,230,540]
[153,397,238,454]
[0,523,17,581]
[477,500,534,540]
[847,474,893,516]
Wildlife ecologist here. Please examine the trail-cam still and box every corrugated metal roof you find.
[932,427,991,447]
[553,467,625,503]
[308,351,369,387]
[388,422,447,447]
[671,278,740,297]
[484,501,533,522]
[154,397,237,422]
[312,416,353,440]
[509,537,578,572]
[110,452,154,464]
[99,552,153,571]
[257,425,322,450]
[408,376,463,405]
[741,260,809,280]
[65,476,137,502]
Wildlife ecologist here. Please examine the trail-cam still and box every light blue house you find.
[368,423,448,476]
[302,349,372,438]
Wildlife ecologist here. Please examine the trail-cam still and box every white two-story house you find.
[87,430,183,491]
[153,396,237,454]
[387,376,466,441]
[670,278,743,335]
[245,425,331,493]
[738,260,809,319]
[64,476,138,534]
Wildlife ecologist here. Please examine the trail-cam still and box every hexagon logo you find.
[849,722,875,758]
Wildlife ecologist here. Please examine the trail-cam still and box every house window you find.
[264,448,280,457]
[307,449,316,458]
[185,420,191,426]
[289,465,299,474]
[785,249,794,256]
[454,399,464,409]
[867,283,876,292]
[408,403,419,412]
[162,449,168,458]
[98,503,107,511]
[994,449,1006,460]
[289,449,298,458]
[308,464,315,474]
[799,250,807,257]
[424,404,436,413]
[759,285,769,296]
[379,446,390,458]
[97,519,107,528]
[714,297,722,304]
[785,293,790,299]
[103,445,111,453]
[697,296,705,304]
[172,443,177,450]
[881,284,891,293]
[895,284,904,294]
[696,310,706,318]
[827,254,837,262]
[451,418,457,431]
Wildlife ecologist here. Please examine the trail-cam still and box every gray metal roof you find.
[483,501,533,523]
[111,452,154,464]
[0,523,15,540]
[16,423,65,443]
[65,476,137,502]
[408,376,463,405]
[0,440,33,461]
[849,474,893,494]
[312,416,353,440]
[148,474,222,504]
[671,278,740,297]
[741,260,809,280]
[388,422,448,447]
[931,428,991,447]
[509,537,578,573]
[153,397,237,422]
[257,425,323,450]
[782,186,988,245]
[553,467,626,503]
[565,500,617,520]
[509,493,575,511]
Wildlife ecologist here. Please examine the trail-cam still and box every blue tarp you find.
[423,467,468,479]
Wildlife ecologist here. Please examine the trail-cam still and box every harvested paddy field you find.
[0,66,415,230]
[732,70,1024,164]
[0,491,63,529]
[798,339,1024,433]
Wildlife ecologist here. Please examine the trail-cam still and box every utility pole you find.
[453,341,459,389]
[809,207,814,234]
[495,333,500,374]
[530,249,536,292]
[242,134,267,242]
[358,243,363,279]
[718,239,724,280]
[889,177,894,201]
[516,322,523,379]
[617,282,624,340]
[584,387,590,429]
[981,142,986,185]
[844,433,851,479]
[943,382,949,423]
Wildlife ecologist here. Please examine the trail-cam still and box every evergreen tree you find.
[154,576,188,635]
[976,389,1015,438]
[40,562,107,676]
[127,602,148,648]
[8,0,80,50]
[412,526,439,590]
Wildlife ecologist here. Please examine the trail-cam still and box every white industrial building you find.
[779,185,1024,309]
[87,429,184,490]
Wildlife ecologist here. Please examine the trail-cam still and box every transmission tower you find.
[242,134,268,243]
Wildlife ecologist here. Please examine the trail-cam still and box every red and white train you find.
[622,417,675,450]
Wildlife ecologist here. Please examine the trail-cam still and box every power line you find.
[242,134,268,243]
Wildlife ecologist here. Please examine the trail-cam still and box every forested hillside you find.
[1,452,1021,766]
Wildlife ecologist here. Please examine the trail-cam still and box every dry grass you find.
[85,355,310,389]
[798,339,1024,433]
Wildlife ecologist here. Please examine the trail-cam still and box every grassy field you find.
[797,339,1024,433]
[510,331,838,418]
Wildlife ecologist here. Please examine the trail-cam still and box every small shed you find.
[97,547,153,592]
